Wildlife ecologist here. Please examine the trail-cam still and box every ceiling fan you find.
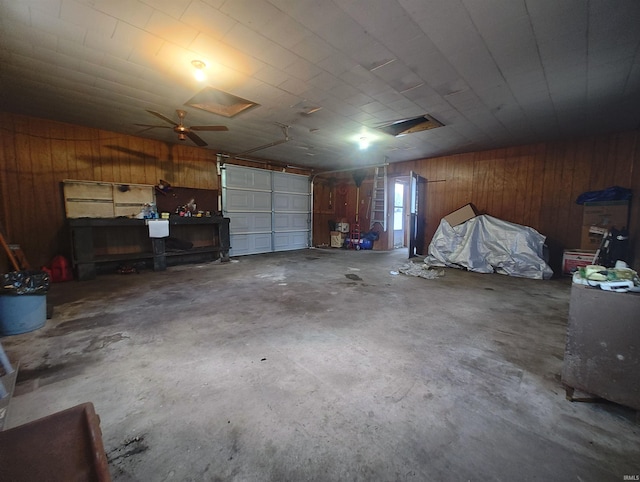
[135,109,228,146]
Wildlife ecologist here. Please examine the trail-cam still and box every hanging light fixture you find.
[359,136,370,150]
[191,59,207,82]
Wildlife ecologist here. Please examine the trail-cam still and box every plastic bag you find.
[1,270,50,295]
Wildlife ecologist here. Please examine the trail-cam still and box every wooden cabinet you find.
[562,285,640,410]
[69,217,230,281]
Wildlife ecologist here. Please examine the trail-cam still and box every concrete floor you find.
[2,248,639,481]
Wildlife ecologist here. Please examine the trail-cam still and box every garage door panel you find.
[230,233,272,256]
[226,190,272,212]
[273,213,309,231]
[273,231,308,251]
[273,193,309,212]
[273,172,309,194]
[229,212,272,234]
[223,166,310,255]
[224,166,271,191]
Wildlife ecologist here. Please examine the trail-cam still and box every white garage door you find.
[222,165,310,256]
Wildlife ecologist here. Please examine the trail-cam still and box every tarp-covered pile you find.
[426,214,553,280]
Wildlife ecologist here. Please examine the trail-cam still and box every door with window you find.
[393,181,406,248]
[408,171,427,258]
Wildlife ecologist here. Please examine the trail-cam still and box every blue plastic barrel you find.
[0,294,47,336]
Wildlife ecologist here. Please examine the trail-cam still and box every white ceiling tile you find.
[140,0,192,20]
[257,41,300,70]
[316,54,356,78]
[180,1,237,40]
[289,34,335,65]
[29,7,86,44]
[624,63,640,95]
[94,0,153,29]
[220,0,283,29]
[331,83,360,102]
[306,71,343,93]
[589,44,638,69]
[282,57,323,82]
[528,0,587,41]
[253,64,289,87]
[85,29,134,58]
[462,0,528,27]
[278,77,308,96]
[188,32,259,77]
[61,0,117,37]
[216,23,264,58]
[258,15,307,48]
[318,96,360,117]
[3,24,55,53]
[102,54,147,78]
[18,0,62,16]
[348,111,378,124]
[54,38,100,66]
[112,22,164,58]
[345,92,374,108]
[313,14,375,57]
[144,9,199,48]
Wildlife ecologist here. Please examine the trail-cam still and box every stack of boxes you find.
[330,222,349,248]
[562,200,630,274]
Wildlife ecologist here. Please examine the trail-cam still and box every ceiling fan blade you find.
[190,125,229,132]
[147,110,178,126]
[186,130,208,146]
[134,123,171,129]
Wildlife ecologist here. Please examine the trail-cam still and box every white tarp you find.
[426,214,553,280]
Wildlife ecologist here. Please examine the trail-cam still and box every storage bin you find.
[0,293,47,335]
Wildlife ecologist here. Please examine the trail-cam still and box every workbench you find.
[69,216,230,281]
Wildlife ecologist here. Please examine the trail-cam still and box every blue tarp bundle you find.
[576,186,632,204]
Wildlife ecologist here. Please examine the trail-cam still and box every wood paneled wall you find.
[0,112,307,270]
[2,110,639,275]
[388,131,640,272]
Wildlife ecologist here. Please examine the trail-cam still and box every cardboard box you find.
[580,225,605,251]
[330,231,345,248]
[562,249,596,275]
[444,204,477,227]
[335,222,350,233]
[582,201,629,229]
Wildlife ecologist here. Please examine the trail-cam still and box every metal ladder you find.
[369,166,387,231]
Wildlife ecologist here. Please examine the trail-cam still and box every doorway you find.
[393,180,407,248]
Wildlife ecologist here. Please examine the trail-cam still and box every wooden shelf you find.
[164,246,225,257]
[91,252,155,262]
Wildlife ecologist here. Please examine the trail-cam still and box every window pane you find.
[393,207,403,230]
[394,183,404,207]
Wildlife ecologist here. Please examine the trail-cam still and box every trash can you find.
[0,270,50,336]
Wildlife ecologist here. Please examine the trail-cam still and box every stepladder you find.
[369,166,387,231]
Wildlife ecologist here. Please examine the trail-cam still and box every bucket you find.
[0,293,47,336]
